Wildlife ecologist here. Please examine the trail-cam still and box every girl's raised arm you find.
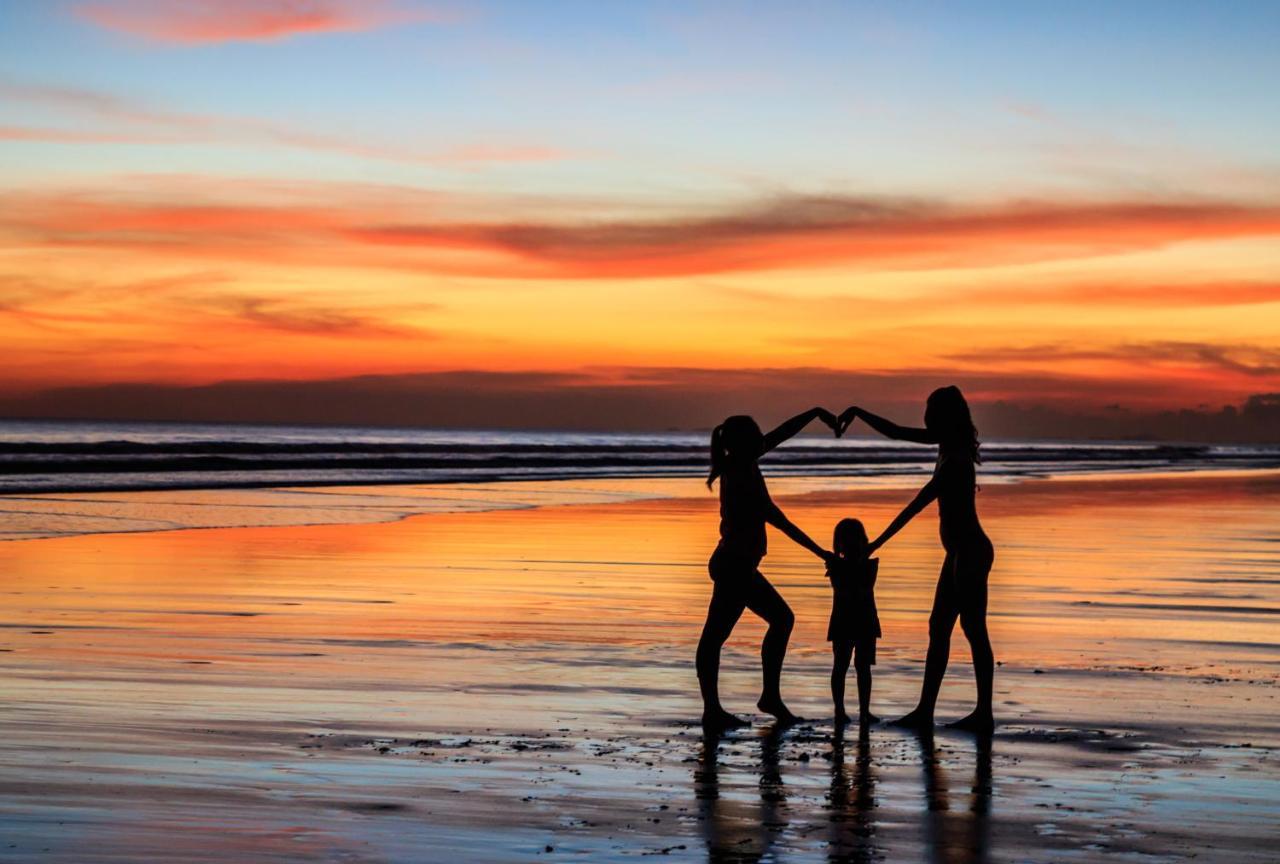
[762,407,838,453]
[840,406,937,445]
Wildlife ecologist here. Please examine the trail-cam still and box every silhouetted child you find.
[827,518,882,725]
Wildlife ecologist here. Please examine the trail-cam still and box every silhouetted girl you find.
[826,518,881,726]
[698,410,836,731]
[839,386,995,732]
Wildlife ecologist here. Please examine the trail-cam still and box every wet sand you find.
[1,471,1278,862]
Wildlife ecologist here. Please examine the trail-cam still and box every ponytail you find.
[706,415,761,488]
[706,423,727,488]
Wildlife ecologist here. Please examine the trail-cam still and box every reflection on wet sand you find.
[700,726,994,863]
[696,725,789,862]
[826,725,878,863]
[919,731,992,864]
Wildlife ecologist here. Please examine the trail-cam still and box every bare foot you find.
[889,707,934,730]
[757,696,802,725]
[859,711,880,725]
[834,711,852,727]
[947,709,994,735]
[701,709,750,732]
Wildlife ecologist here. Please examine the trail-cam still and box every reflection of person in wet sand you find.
[697,410,837,731]
[825,725,878,863]
[917,730,992,864]
[695,725,789,863]
[839,386,996,732]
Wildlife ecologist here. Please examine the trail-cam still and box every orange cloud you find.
[74,0,437,44]
[710,279,1280,311]
[947,342,1280,379]
[376,198,1280,278]
[961,282,1280,308]
[202,295,434,338]
[6,188,1280,278]
[1,267,432,341]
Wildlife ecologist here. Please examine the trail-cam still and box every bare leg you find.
[893,556,959,729]
[947,547,993,732]
[743,571,800,723]
[917,609,956,715]
[950,559,995,733]
[948,632,994,732]
[696,581,750,730]
[831,641,853,724]
[855,655,877,723]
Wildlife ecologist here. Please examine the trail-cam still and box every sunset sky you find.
[2,1,1278,432]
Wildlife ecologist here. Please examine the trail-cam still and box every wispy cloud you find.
[207,295,433,338]
[0,124,154,143]
[348,196,1280,277]
[947,342,1280,378]
[0,80,566,165]
[956,282,1280,309]
[708,279,1280,311]
[73,0,441,45]
[1,267,431,341]
[6,185,1280,278]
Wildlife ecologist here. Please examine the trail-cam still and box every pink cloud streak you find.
[0,80,567,165]
[74,0,441,45]
[0,125,149,143]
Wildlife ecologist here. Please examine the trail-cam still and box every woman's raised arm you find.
[840,406,937,445]
[762,407,838,453]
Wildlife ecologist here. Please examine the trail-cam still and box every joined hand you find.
[835,407,858,438]
[814,407,840,435]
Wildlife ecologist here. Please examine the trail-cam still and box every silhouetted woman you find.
[698,410,836,731]
[839,386,995,733]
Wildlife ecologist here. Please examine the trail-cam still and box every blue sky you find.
[3,0,1277,199]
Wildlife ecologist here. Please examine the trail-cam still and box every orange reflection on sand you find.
[2,472,1277,690]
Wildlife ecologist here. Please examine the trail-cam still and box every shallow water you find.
[0,472,1277,861]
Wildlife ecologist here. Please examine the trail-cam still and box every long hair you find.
[926,385,981,464]
[707,423,728,488]
[706,415,762,488]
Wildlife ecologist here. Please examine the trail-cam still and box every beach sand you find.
[1,471,1277,862]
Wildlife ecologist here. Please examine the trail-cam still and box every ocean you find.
[1,419,1277,494]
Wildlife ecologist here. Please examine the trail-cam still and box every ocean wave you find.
[0,420,1276,494]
